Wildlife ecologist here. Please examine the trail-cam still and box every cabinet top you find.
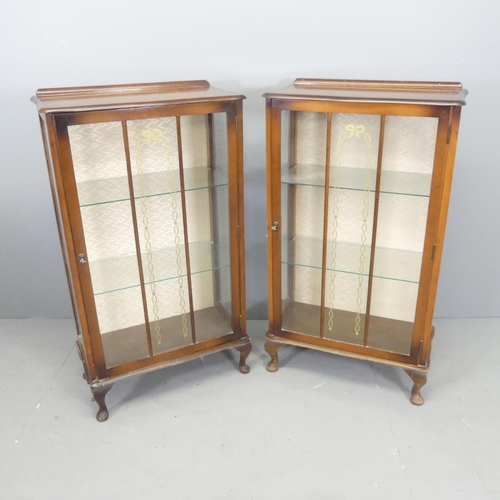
[263,79,468,106]
[31,80,245,113]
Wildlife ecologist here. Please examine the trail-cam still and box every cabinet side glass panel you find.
[281,111,292,314]
[183,113,233,341]
[281,111,327,337]
[323,113,380,344]
[68,122,150,368]
[126,117,193,354]
[367,116,438,354]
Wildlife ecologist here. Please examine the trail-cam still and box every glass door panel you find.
[278,110,437,355]
[69,122,150,368]
[323,113,380,344]
[280,111,292,314]
[281,111,327,337]
[367,116,438,355]
[69,108,237,368]
[183,112,233,341]
[126,116,193,355]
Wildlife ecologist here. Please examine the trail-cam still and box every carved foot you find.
[91,384,114,422]
[404,369,427,405]
[235,342,252,374]
[264,340,285,372]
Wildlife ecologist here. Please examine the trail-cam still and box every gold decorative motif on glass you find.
[328,124,373,335]
[135,129,189,344]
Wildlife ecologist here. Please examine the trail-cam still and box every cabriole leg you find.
[264,340,285,372]
[235,342,252,374]
[404,369,427,405]
[91,384,114,422]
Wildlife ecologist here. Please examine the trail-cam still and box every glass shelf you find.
[283,237,422,283]
[282,164,431,197]
[90,239,230,295]
[78,167,228,207]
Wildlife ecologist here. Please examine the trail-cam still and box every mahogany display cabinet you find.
[32,80,251,421]
[264,79,467,404]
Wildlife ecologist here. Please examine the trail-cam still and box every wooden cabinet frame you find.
[264,79,467,404]
[33,81,251,420]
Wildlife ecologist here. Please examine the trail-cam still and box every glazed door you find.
[58,106,241,373]
[274,104,447,362]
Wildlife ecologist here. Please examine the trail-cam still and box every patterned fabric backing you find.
[69,115,221,336]
[286,111,438,323]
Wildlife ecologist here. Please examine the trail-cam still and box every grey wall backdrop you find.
[1,0,499,319]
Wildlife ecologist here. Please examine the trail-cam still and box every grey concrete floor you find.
[0,318,499,499]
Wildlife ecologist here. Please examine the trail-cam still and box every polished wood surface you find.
[176,115,198,345]
[42,115,98,381]
[265,331,429,370]
[235,100,247,338]
[410,108,453,363]
[32,80,245,113]
[293,78,463,92]
[235,342,252,374]
[283,301,413,355]
[363,116,386,346]
[54,117,108,377]
[227,104,245,336]
[404,369,427,405]
[418,106,462,365]
[122,121,154,358]
[264,339,285,372]
[101,306,233,368]
[264,78,468,106]
[91,385,114,422]
[89,335,251,387]
[35,80,210,99]
[319,113,332,338]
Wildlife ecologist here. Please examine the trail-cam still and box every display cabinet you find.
[264,79,467,404]
[32,80,251,420]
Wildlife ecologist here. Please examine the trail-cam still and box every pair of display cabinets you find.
[33,79,467,420]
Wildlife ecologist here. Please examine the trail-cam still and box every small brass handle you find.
[271,222,279,232]
[78,254,87,265]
